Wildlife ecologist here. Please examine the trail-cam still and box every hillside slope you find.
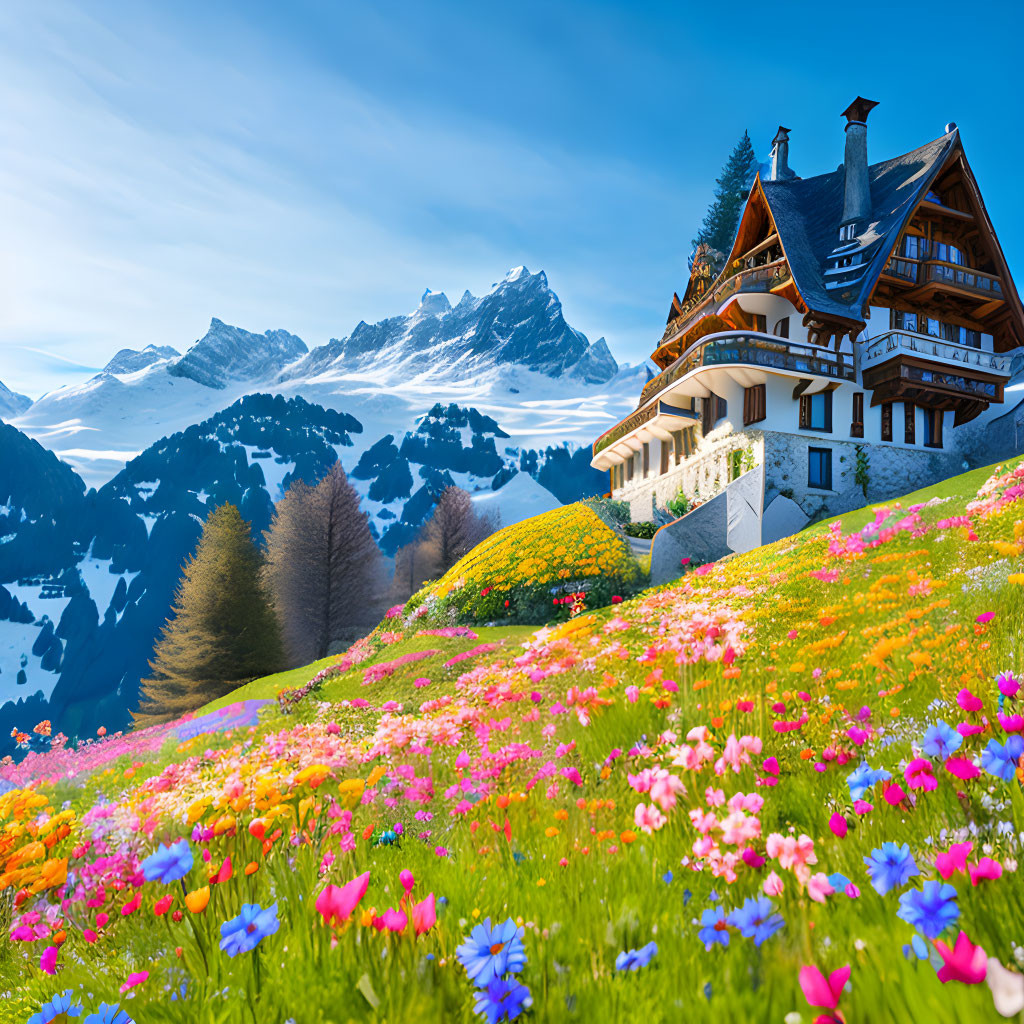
[1,458,1023,1022]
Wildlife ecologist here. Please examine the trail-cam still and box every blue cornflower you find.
[615,941,658,970]
[922,720,963,760]
[727,896,784,947]
[471,977,532,1024]
[828,872,852,893]
[981,736,1024,781]
[897,880,959,939]
[902,933,930,961]
[846,762,891,800]
[864,842,919,895]
[84,1005,133,1024]
[456,918,527,988]
[662,870,673,885]
[140,839,193,884]
[219,902,280,956]
[697,906,729,950]
[28,991,83,1024]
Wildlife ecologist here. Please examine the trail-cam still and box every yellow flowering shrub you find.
[414,503,644,624]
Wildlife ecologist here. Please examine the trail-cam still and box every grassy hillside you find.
[1,458,1023,1023]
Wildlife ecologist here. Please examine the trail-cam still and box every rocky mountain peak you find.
[103,344,181,376]
[0,380,31,421]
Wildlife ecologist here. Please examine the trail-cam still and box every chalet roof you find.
[759,129,960,322]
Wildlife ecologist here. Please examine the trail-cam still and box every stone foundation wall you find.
[613,427,764,522]
[761,431,961,523]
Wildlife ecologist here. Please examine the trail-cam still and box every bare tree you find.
[263,462,385,666]
[416,486,496,582]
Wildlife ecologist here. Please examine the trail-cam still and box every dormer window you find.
[838,223,857,242]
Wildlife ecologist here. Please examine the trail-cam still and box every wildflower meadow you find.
[3,458,1024,1023]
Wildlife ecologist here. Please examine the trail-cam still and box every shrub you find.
[407,503,644,625]
[666,490,691,519]
[581,496,631,528]
[623,521,658,539]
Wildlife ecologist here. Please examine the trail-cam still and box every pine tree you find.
[692,131,760,257]
[263,462,385,667]
[134,504,284,726]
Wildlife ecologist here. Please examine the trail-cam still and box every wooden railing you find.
[924,260,1003,298]
[634,330,854,410]
[657,259,793,354]
[862,330,1011,375]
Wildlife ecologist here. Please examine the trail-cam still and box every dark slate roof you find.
[760,130,960,321]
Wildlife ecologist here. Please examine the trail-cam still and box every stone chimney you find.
[839,97,879,231]
[769,126,795,181]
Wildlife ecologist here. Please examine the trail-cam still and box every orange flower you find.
[244,862,259,876]
[185,887,210,914]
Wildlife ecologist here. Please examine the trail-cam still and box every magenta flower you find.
[411,893,436,935]
[828,814,848,838]
[957,689,983,713]
[120,971,149,994]
[904,758,937,791]
[935,842,972,880]
[799,963,850,1009]
[39,946,58,975]
[935,932,987,984]
[970,857,1003,885]
[945,757,980,780]
[316,871,370,928]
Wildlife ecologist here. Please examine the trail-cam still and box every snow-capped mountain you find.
[0,381,31,421]
[11,267,646,489]
[170,320,308,389]
[285,267,618,385]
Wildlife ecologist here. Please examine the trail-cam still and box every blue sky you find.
[1,0,1022,398]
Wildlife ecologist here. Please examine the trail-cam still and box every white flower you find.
[987,958,1024,1017]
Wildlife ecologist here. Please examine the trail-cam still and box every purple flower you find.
[471,977,532,1023]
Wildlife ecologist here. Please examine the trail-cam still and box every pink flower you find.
[828,813,848,838]
[399,869,415,895]
[39,946,58,975]
[935,842,973,880]
[999,714,1024,733]
[633,802,667,834]
[763,871,784,896]
[935,931,987,984]
[411,893,436,935]
[976,612,995,624]
[120,970,149,993]
[905,758,937,791]
[625,686,640,704]
[807,872,834,903]
[970,857,1003,885]
[373,907,407,932]
[316,871,370,928]
[883,783,907,805]
[945,757,980,780]
[455,751,470,769]
[799,964,850,1009]
[957,723,985,737]
[957,689,983,713]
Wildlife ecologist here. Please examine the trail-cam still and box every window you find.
[904,403,916,444]
[743,384,766,425]
[925,408,944,448]
[955,326,982,349]
[881,403,893,442]
[799,390,832,432]
[894,310,918,332]
[625,456,634,482]
[808,447,832,490]
[642,442,650,476]
[933,241,965,266]
[774,317,790,339]
[901,234,925,260]
[660,439,670,475]
[702,395,724,437]
[838,223,856,241]
[851,392,864,438]
[751,314,767,334]
[716,395,728,421]
[672,430,683,465]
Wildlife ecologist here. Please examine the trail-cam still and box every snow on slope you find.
[0,381,31,422]
[471,472,561,527]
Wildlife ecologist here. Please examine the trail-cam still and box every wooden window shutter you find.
[904,403,915,444]
[642,442,650,474]
[799,394,810,429]
[881,403,892,441]
[716,395,727,421]
[851,392,864,437]
[660,439,670,474]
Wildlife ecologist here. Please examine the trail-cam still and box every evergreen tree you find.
[134,504,283,726]
[691,131,760,257]
[263,462,385,667]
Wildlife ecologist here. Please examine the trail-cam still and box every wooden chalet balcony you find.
[640,330,855,408]
[861,330,1009,424]
[861,330,1012,377]
[881,257,1003,301]
[656,258,793,359]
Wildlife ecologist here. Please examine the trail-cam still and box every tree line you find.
[134,465,495,726]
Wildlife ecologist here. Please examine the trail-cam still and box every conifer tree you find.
[692,131,760,257]
[134,504,283,726]
[416,486,495,583]
[263,462,385,667]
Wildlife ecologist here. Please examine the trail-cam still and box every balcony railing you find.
[640,331,855,408]
[658,259,793,350]
[881,257,1003,300]
[862,330,1011,376]
[924,260,1003,298]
